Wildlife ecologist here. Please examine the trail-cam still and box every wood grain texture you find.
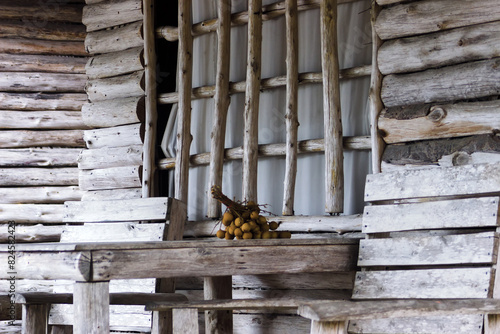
[73,282,109,334]
[85,20,143,55]
[0,204,65,223]
[0,224,63,243]
[78,165,142,191]
[83,123,144,149]
[310,320,346,334]
[22,304,50,334]
[81,96,145,128]
[81,188,141,201]
[0,168,78,186]
[85,47,144,80]
[0,148,81,167]
[85,70,144,102]
[61,223,165,242]
[204,276,233,334]
[0,54,86,74]
[0,38,86,56]
[0,130,85,148]
[0,3,83,23]
[0,72,85,93]
[0,186,82,204]
[173,309,198,334]
[0,20,85,41]
[83,0,142,32]
[0,92,87,111]
[0,111,86,130]
[78,144,143,170]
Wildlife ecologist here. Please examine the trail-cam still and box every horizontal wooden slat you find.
[0,224,63,243]
[0,3,83,23]
[78,165,142,191]
[83,123,143,149]
[0,93,87,111]
[0,168,78,186]
[86,47,144,79]
[81,96,144,128]
[381,58,500,108]
[0,204,66,223]
[85,71,144,102]
[352,268,492,299]
[0,20,85,41]
[61,223,165,242]
[16,292,187,305]
[374,0,500,40]
[358,232,497,266]
[0,72,86,93]
[146,298,301,311]
[379,100,500,144]
[0,148,81,167]
[0,38,87,57]
[0,186,82,204]
[0,111,86,130]
[0,130,85,148]
[85,20,143,55]
[364,163,500,201]
[0,54,86,74]
[78,145,143,170]
[83,0,143,32]
[63,197,171,223]
[363,197,500,233]
[81,188,141,201]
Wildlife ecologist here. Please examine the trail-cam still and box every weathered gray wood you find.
[242,0,263,203]
[78,145,143,170]
[487,314,500,334]
[62,223,165,242]
[81,96,144,128]
[0,93,87,111]
[64,197,171,223]
[321,0,343,213]
[352,268,493,299]
[0,148,81,167]
[86,47,144,80]
[85,71,144,102]
[0,224,63,243]
[0,168,78,186]
[0,54,86,74]
[173,309,198,334]
[379,100,500,144]
[83,0,142,32]
[0,111,86,130]
[0,204,65,223]
[0,130,85,148]
[0,295,21,320]
[78,165,142,191]
[50,326,73,334]
[22,304,50,334]
[204,276,233,334]
[0,3,83,23]
[73,282,109,334]
[310,320,346,334]
[83,123,144,149]
[0,20,85,41]
[381,58,500,108]
[439,152,500,168]
[147,298,302,311]
[16,292,187,305]
[363,197,500,233]
[378,21,500,75]
[374,0,500,40]
[85,20,143,55]
[0,72,85,93]
[0,186,82,204]
[364,162,500,202]
[0,38,86,56]
[358,232,497,266]
[159,136,371,169]
[81,188,141,201]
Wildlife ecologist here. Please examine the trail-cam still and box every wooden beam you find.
[85,47,144,80]
[0,148,81,167]
[85,71,144,102]
[22,304,50,334]
[83,0,143,32]
[78,165,142,191]
[78,145,143,170]
[0,92,87,111]
[83,123,144,149]
[0,111,86,130]
[73,282,109,334]
[0,38,87,56]
[0,20,85,41]
[85,20,144,55]
[81,96,145,128]
[0,54,86,74]
[0,130,85,148]
[0,168,78,186]
[0,3,83,23]
[0,72,86,93]
[0,186,82,204]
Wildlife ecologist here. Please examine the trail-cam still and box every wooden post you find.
[369,1,385,173]
[282,0,299,216]
[173,308,199,334]
[204,276,233,334]
[310,320,347,334]
[22,304,50,334]
[320,0,343,214]
[174,0,194,204]
[487,315,500,334]
[207,0,232,219]
[73,282,109,334]
[242,0,263,203]
[142,0,158,198]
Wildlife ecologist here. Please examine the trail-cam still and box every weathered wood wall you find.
[373,0,500,171]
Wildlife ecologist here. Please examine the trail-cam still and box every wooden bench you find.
[297,162,500,333]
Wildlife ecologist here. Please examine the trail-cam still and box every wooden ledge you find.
[146,298,302,312]
[16,292,188,305]
[298,299,500,322]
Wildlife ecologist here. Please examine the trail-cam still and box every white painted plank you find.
[61,223,165,242]
[352,268,492,299]
[358,232,497,266]
[78,165,142,191]
[363,197,499,233]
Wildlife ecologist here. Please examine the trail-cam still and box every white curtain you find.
[162,0,372,221]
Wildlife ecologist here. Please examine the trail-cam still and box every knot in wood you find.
[427,107,446,122]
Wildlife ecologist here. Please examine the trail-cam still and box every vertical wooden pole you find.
[175,0,194,204]
[205,1,234,333]
[142,0,158,198]
[22,304,50,334]
[320,0,343,214]
[173,308,199,334]
[369,1,385,174]
[487,315,500,334]
[310,320,347,334]
[242,0,263,203]
[282,0,299,216]
[207,0,232,219]
[73,282,109,334]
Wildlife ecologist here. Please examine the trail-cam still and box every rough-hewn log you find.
[0,93,87,111]
[86,47,144,80]
[379,100,500,144]
[381,58,500,108]
[382,134,500,167]
[81,96,144,128]
[83,0,143,32]
[0,224,63,243]
[81,188,141,201]
[0,168,78,186]
[83,123,144,149]
[0,204,66,223]
[375,0,401,4]
[0,186,82,204]
[0,4,83,23]
[79,165,142,191]
[374,0,500,40]
[0,38,87,56]
[85,71,144,102]
[73,282,109,334]
[85,20,143,55]
[378,21,500,75]
[0,130,85,148]
[158,136,371,170]
[0,110,86,130]
[0,148,81,167]
[78,145,143,170]
[0,54,86,74]
[0,20,86,41]
[0,72,86,93]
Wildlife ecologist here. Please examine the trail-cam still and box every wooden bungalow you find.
[1,0,500,333]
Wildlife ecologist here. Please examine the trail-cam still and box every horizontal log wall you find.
[374,0,500,171]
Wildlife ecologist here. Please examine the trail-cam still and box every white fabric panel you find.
[162,0,372,220]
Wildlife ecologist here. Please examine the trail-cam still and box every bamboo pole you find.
[142,0,158,198]
[207,0,232,219]
[175,0,193,203]
[158,136,371,170]
[158,65,371,104]
[320,0,343,214]
[369,1,385,173]
[282,0,299,216]
[156,0,361,42]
